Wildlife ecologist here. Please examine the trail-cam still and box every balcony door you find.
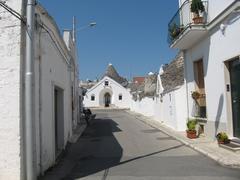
[193,59,206,118]
[230,59,240,138]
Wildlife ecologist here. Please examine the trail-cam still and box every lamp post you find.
[71,17,96,128]
[72,17,96,43]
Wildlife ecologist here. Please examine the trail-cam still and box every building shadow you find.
[215,94,224,136]
[38,118,123,180]
[40,117,185,180]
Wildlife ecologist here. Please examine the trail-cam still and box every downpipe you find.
[25,0,36,179]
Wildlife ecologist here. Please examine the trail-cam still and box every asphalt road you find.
[41,109,240,180]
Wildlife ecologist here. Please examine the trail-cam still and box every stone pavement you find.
[127,110,240,169]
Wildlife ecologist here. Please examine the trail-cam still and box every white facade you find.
[155,62,187,131]
[0,1,80,179]
[159,86,187,131]
[131,97,156,117]
[0,1,23,179]
[173,0,240,139]
[84,76,132,108]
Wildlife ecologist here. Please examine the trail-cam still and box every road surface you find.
[41,109,240,180]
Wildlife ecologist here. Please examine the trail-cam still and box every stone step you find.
[219,140,240,154]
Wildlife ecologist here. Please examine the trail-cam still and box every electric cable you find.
[0,1,26,23]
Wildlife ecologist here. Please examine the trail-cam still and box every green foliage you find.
[169,23,180,39]
[191,0,205,16]
[191,91,200,100]
[187,119,197,131]
[216,132,229,142]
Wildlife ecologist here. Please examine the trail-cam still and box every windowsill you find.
[194,117,207,123]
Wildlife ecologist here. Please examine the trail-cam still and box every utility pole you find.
[25,0,36,179]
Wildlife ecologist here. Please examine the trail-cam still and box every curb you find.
[126,110,240,169]
[70,124,87,143]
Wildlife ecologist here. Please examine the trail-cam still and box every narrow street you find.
[41,109,240,180]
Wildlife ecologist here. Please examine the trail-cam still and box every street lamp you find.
[71,17,96,125]
[72,16,96,43]
[76,22,97,32]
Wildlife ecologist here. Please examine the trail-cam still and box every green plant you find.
[191,91,200,100]
[169,23,181,39]
[187,119,197,131]
[216,132,229,143]
[191,0,205,16]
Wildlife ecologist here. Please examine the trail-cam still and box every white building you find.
[83,64,131,108]
[0,1,80,179]
[169,0,240,139]
[155,53,187,131]
[130,73,157,117]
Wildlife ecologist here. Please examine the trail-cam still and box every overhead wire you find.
[0,1,26,23]
[38,21,72,66]
[0,0,73,67]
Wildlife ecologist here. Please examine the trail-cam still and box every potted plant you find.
[216,132,230,144]
[191,0,205,24]
[191,91,201,100]
[186,119,197,139]
[169,23,181,39]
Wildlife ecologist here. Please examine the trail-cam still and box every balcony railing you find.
[168,0,208,46]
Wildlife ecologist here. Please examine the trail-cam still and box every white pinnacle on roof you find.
[148,72,154,76]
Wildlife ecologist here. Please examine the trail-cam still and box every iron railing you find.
[168,0,208,45]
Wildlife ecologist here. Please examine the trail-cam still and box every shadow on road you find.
[67,118,123,179]
[40,117,184,180]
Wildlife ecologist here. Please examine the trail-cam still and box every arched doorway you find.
[104,92,111,107]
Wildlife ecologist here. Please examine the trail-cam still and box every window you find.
[91,95,95,101]
[119,94,122,100]
[193,59,206,118]
[105,81,109,86]
[194,60,205,91]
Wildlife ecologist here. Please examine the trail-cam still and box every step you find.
[219,140,240,154]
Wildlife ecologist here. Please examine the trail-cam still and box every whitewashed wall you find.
[63,30,79,128]
[174,86,188,131]
[131,97,155,117]
[184,5,240,138]
[0,1,24,180]
[154,97,162,122]
[84,77,132,109]
[130,85,187,132]
[0,2,77,179]
[34,5,74,174]
[208,0,235,21]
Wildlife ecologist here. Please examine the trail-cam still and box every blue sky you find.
[38,0,179,80]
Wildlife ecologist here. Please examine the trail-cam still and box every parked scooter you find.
[83,108,96,126]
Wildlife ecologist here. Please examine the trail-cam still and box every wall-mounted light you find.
[220,23,227,35]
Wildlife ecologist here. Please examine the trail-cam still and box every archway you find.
[104,92,111,107]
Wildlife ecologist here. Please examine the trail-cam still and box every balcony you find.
[168,0,208,50]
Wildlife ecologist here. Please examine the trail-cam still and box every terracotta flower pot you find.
[217,139,230,144]
[186,130,197,139]
[192,16,204,24]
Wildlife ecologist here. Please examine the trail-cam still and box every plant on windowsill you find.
[191,0,205,24]
[169,23,181,40]
[216,132,230,144]
[186,119,197,139]
[191,91,201,100]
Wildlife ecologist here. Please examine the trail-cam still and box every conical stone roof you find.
[104,64,128,87]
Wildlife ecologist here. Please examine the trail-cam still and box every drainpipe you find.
[183,50,190,120]
[25,0,36,179]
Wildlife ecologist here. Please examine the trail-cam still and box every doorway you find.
[54,86,64,157]
[104,92,111,107]
[230,59,240,138]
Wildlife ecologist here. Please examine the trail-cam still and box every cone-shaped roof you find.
[104,63,128,87]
